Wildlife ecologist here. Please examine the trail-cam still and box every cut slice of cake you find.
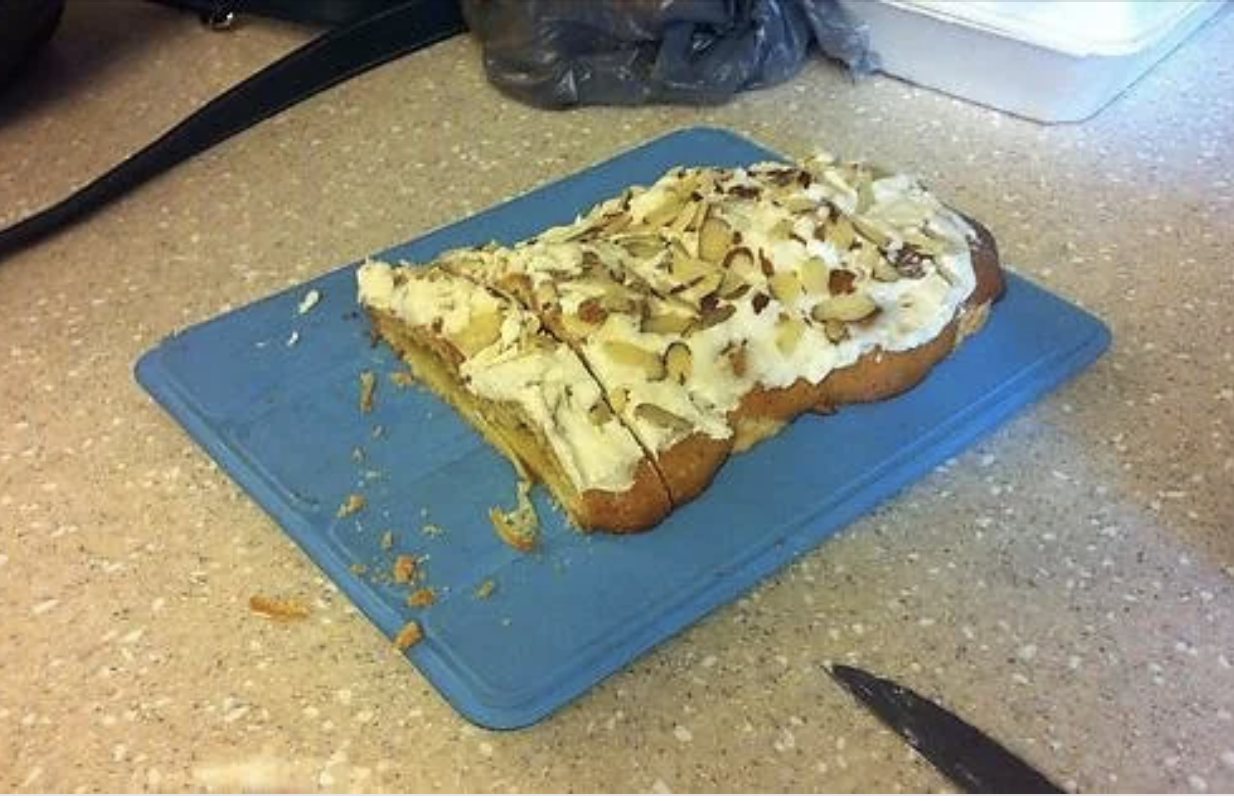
[357,262,671,532]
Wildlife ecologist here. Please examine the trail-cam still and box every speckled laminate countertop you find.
[2,2,1233,794]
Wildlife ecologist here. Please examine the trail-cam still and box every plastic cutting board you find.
[135,127,1111,729]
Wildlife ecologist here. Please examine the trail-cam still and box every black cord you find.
[0,0,465,264]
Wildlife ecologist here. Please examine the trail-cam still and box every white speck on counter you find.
[1188,774,1208,792]
[286,330,300,347]
[31,598,59,615]
[673,725,693,743]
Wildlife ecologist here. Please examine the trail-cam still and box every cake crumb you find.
[337,493,366,518]
[388,371,416,388]
[489,480,539,552]
[286,330,300,348]
[359,371,377,414]
[474,579,497,600]
[421,523,443,537]
[350,563,368,575]
[407,588,436,608]
[297,288,322,315]
[248,594,310,622]
[393,620,422,650]
[380,530,395,551]
[351,446,365,463]
[392,554,417,584]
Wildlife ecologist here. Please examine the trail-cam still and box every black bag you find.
[461,0,877,109]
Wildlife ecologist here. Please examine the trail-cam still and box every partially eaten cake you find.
[357,153,1005,533]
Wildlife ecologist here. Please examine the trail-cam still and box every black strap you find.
[0,0,465,263]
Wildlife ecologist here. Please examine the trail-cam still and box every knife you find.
[827,664,1065,794]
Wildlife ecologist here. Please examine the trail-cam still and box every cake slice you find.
[356,262,671,532]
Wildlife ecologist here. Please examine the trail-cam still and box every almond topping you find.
[634,402,692,433]
[664,342,693,384]
[798,257,829,295]
[642,310,698,335]
[775,318,805,355]
[812,292,879,323]
[577,297,608,324]
[751,292,771,315]
[828,269,857,296]
[823,319,850,343]
[604,341,666,381]
[698,215,734,263]
[768,273,803,306]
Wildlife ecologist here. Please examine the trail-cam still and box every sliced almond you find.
[798,257,829,295]
[812,292,879,323]
[576,297,609,324]
[642,310,698,335]
[670,242,715,285]
[823,319,849,343]
[664,341,693,384]
[775,318,805,355]
[697,302,736,329]
[685,270,723,301]
[561,312,602,339]
[727,343,749,377]
[717,271,751,300]
[588,399,614,426]
[751,291,771,315]
[616,232,664,259]
[852,216,892,248]
[669,199,701,233]
[698,215,734,263]
[872,262,902,283]
[768,272,803,307]
[600,212,633,235]
[722,246,756,277]
[826,216,856,252]
[827,269,857,296]
[634,402,692,433]
[610,386,631,413]
[603,340,666,381]
[453,309,504,356]
[769,218,794,242]
[642,193,686,227]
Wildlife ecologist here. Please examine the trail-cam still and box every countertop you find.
[3,2,1233,794]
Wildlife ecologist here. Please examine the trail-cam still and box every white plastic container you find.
[838,0,1227,122]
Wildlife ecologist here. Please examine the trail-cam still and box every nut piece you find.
[768,272,803,307]
[664,341,693,384]
[798,257,829,295]
[823,319,850,343]
[610,387,631,413]
[588,399,615,426]
[828,269,857,296]
[698,215,734,263]
[825,216,856,252]
[603,340,667,381]
[727,343,749,377]
[751,291,771,315]
[697,302,737,329]
[642,310,698,335]
[634,402,692,433]
[872,262,902,283]
[723,246,756,276]
[812,291,880,323]
[393,620,423,650]
[642,192,686,227]
[576,297,609,325]
[775,317,805,355]
[359,370,377,414]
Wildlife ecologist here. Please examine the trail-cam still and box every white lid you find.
[878,0,1221,56]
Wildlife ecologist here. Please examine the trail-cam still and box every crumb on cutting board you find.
[421,523,443,537]
[297,288,322,315]
[392,554,417,584]
[388,370,416,388]
[381,530,395,551]
[393,620,423,650]
[248,595,310,622]
[489,479,539,552]
[337,493,366,518]
[359,370,377,414]
[407,588,436,608]
[474,579,497,600]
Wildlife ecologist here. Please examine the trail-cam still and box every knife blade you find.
[828,664,1064,794]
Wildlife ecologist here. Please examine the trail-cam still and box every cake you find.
[358,153,1005,533]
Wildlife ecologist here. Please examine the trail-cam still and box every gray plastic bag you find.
[461,0,878,109]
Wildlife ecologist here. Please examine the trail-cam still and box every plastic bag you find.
[460,0,878,109]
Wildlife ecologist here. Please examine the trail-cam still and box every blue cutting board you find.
[135,127,1110,729]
